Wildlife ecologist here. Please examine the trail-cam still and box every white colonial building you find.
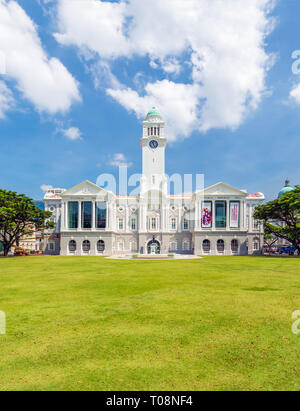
[43,108,264,256]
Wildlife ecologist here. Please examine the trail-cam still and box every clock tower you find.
[140,107,167,194]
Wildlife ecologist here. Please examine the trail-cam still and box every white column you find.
[111,202,116,232]
[61,201,65,230]
[78,201,81,230]
[143,205,147,232]
[249,204,253,232]
[106,201,110,231]
[139,203,143,231]
[92,200,96,230]
[165,203,169,232]
[161,202,165,232]
[226,200,230,231]
[242,201,245,230]
[196,200,201,230]
[125,206,129,233]
[65,202,68,230]
[178,206,182,233]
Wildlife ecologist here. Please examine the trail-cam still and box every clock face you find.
[149,140,158,149]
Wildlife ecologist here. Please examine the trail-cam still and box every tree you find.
[0,189,54,257]
[253,186,300,255]
[263,233,278,254]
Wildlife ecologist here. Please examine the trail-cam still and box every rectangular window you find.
[253,220,260,230]
[151,218,157,230]
[171,218,177,230]
[183,218,189,230]
[48,242,55,251]
[202,201,212,228]
[230,201,240,228]
[81,202,92,229]
[118,218,124,230]
[183,241,190,251]
[215,201,227,229]
[68,202,78,229]
[131,218,136,231]
[96,202,107,229]
[157,127,160,136]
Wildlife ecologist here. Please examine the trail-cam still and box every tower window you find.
[148,128,150,136]
[157,128,160,136]
[151,127,153,135]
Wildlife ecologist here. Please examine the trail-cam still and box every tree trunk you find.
[3,244,10,257]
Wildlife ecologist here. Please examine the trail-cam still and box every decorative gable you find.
[195,182,247,197]
[62,180,114,198]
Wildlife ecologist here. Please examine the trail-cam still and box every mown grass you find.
[0,256,299,391]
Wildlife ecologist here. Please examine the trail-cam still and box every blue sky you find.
[0,0,300,200]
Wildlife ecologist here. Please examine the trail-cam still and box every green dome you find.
[146,107,161,117]
[278,180,295,198]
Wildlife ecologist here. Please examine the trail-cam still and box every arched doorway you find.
[147,240,160,255]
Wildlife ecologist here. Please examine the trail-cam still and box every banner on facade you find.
[230,202,240,228]
[202,202,212,228]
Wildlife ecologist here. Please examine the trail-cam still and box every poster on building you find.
[202,202,212,228]
[230,202,240,228]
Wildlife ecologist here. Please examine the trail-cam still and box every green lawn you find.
[0,256,299,391]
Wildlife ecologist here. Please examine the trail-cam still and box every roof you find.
[44,188,66,200]
[146,107,161,118]
[278,180,295,198]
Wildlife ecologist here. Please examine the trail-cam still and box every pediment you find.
[195,182,247,197]
[62,181,114,198]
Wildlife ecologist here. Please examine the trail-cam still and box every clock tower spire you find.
[140,107,167,194]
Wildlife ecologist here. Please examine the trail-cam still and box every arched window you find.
[217,239,225,253]
[69,240,76,252]
[203,239,210,253]
[82,240,91,253]
[97,240,105,253]
[253,237,260,251]
[231,239,239,253]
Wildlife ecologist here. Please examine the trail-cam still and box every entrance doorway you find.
[147,240,160,255]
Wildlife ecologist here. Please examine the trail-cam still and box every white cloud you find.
[61,127,82,140]
[40,184,54,192]
[0,0,80,116]
[0,81,14,118]
[109,153,132,168]
[290,83,300,104]
[107,80,200,141]
[54,0,275,140]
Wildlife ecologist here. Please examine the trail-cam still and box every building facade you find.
[43,108,264,256]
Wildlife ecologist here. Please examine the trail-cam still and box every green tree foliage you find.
[253,186,300,254]
[0,189,54,256]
